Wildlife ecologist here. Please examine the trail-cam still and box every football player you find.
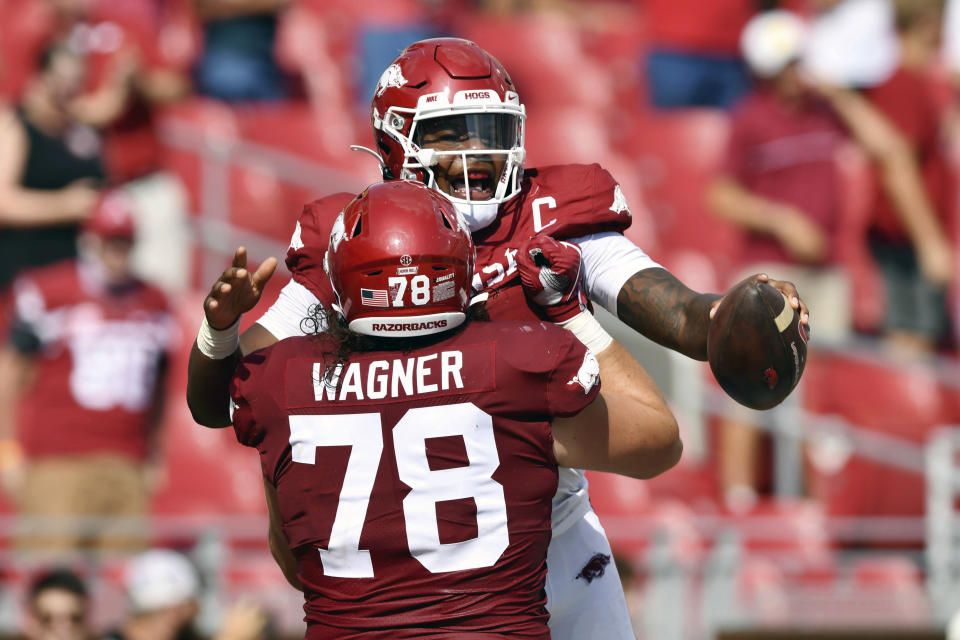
[188,39,807,637]
[230,180,681,638]
[0,190,175,552]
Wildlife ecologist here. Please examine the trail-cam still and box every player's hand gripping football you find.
[518,236,587,323]
[204,247,278,330]
[709,273,811,334]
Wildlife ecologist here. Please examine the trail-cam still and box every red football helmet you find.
[325,181,475,338]
[370,38,526,230]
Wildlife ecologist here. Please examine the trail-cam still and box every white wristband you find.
[561,311,613,354]
[196,316,240,360]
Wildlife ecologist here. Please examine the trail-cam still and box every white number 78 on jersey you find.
[289,402,509,577]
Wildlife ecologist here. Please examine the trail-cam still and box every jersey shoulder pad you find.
[285,192,356,304]
[289,192,356,253]
[461,321,599,418]
[231,336,309,448]
[523,163,632,239]
[477,320,566,374]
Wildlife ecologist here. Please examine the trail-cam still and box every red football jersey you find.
[284,191,356,306]
[230,320,601,638]
[283,164,631,321]
[11,260,176,460]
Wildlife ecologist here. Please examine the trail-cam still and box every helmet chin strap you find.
[454,200,500,232]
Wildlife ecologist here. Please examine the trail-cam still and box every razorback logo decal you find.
[763,366,779,390]
[575,553,611,584]
[376,63,407,97]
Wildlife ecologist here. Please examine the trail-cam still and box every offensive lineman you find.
[230,180,681,638]
[188,39,808,637]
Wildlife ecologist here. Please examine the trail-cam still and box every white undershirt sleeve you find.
[255,279,325,340]
[568,231,661,316]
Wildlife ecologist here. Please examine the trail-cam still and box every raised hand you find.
[204,247,278,330]
[710,273,811,334]
[518,235,586,323]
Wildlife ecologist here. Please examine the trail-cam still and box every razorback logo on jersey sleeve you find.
[547,331,600,417]
[289,221,304,251]
[567,350,599,394]
[285,193,356,306]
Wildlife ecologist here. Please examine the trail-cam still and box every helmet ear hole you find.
[439,212,453,230]
[351,215,363,238]
[378,141,396,180]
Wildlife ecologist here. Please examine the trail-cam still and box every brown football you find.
[707,279,808,410]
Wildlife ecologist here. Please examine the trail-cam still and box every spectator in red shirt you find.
[707,10,953,507]
[0,190,177,554]
[865,0,954,356]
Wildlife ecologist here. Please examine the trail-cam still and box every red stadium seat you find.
[736,555,791,624]
[619,110,742,285]
[461,13,608,110]
[847,555,930,623]
[732,499,832,565]
[641,455,721,513]
[851,555,922,588]
[587,471,709,565]
[159,99,240,217]
[803,353,947,527]
[587,471,653,515]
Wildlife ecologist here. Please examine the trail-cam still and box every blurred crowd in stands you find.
[0,0,958,636]
[20,550,271,640]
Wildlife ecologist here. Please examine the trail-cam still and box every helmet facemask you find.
[374,91,526,232]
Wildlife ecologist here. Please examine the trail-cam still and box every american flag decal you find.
[360,288,389,307]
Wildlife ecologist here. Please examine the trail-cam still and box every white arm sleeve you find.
[569,231,660,316]
[255,279,325,340]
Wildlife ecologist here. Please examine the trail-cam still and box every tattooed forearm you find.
[615,268,721,361]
